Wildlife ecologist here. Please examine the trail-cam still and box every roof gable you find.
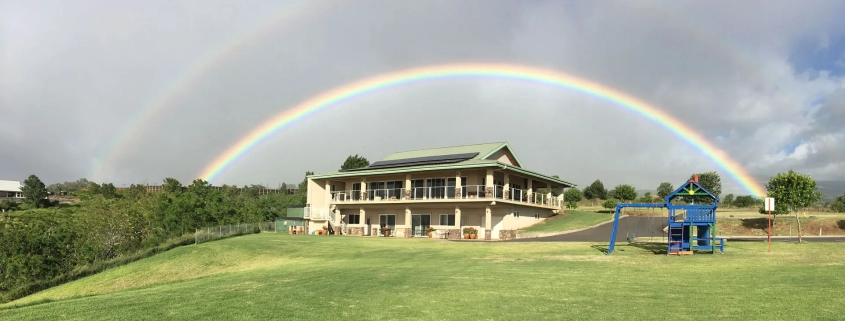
[481,144,524,168]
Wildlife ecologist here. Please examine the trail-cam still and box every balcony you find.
[329,185,561,208]
[303,207,332,220]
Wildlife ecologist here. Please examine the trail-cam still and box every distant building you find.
[0,180,24,199]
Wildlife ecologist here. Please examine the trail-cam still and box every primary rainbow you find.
[197,63,767,197]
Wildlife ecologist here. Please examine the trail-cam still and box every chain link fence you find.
[194,221,276,244]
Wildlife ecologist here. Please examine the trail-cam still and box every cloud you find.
[2,0,845,196]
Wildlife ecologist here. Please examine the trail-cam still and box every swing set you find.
[607,175,726,255]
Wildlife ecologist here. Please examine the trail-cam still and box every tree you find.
[656,182,674,201]
[20,175,48,207]
[722,193,735,207]
[830,191,845,213]
[340,154,369,171]
[688,171,722,204]
[637,192,653,203]
[762,170,822,243]
[564,188,582,209]
[602,198,618,211]
[101,183,117,199]
[609,184,637,203]
[733,195,757,208]
[162,178,183,194]
[583,179,607,200]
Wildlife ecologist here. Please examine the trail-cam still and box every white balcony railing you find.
[304,207,330,220]
[329,185,561,207]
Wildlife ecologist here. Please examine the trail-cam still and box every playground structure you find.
[607,175,726,255]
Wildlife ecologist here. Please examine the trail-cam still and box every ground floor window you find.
[379,214,396,229]
[346,214,360,224]
[514,211,520,218]
[534,213,540,219]
[439,214,455,226]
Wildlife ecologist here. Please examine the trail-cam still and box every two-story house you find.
[303,142,575,240]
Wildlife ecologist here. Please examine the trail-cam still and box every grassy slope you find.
[519,211,614,233]
[3,234,845,320]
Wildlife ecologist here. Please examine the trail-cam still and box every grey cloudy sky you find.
[2,0,845,196]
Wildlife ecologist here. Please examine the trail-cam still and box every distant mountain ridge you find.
[817,181,845,201]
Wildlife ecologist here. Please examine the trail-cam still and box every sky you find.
[2,0,845,196]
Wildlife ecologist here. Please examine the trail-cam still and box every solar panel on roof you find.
[347,152,479,171]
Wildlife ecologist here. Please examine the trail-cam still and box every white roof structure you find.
[0,180,23,192]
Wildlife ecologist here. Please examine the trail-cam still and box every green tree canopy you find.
[609,184,637,203]
[733,195,758,208]
[564,188,583,209]
[831,191,845,213]
[583,179,607,200]
[637,191,653,203]
[722,193,735,207]
[340,154,370,171]
[21,175,48,207]
[762,170,822,240]
[602,198,618,210]
[762,170,821,214]
[687,171,721,204]
[656,182,674,200]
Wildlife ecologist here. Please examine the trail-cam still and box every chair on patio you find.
[435,229,449,239]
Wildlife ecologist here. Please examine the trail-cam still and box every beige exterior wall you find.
[323,203,554,239]
[307,179,328,209]
[499,204,556,230]
[486,148,520,167]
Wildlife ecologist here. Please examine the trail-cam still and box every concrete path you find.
[505,216,666,242]
[505,216,845,243]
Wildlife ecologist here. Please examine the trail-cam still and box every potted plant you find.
[380,225,391,237]
[463,227,476,239]
[471,228,478,239]
[426,226,436,238]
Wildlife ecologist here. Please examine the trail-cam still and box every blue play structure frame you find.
[607,176,726,255]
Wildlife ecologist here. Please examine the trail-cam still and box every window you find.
[411,179,425,199]
[534,213,540,219]
[447,177,468,198]
[514,211,520,218]
[386,181,403,199]
[352,183,361,200]
[426,178,446,198]
[346,214,360,224]
[439,214,455,226]
[368,182,385,200]
[379,214,396,229]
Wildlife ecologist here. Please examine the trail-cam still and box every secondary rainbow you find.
[197,63,767,197]
[87,0,334,181]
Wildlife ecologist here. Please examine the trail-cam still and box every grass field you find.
[2,233,844,320]
[519,211,613,233]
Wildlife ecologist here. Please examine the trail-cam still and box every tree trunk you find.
[795,206,802,243]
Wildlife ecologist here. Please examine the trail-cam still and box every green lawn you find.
[520,210,614,233]
[2,233,845,320]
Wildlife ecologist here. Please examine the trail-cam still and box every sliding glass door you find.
[411,214,431,236]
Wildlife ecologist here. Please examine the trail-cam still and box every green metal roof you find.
[380,142,508,161]
[307,142,575,188]
[309,159,500,179]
